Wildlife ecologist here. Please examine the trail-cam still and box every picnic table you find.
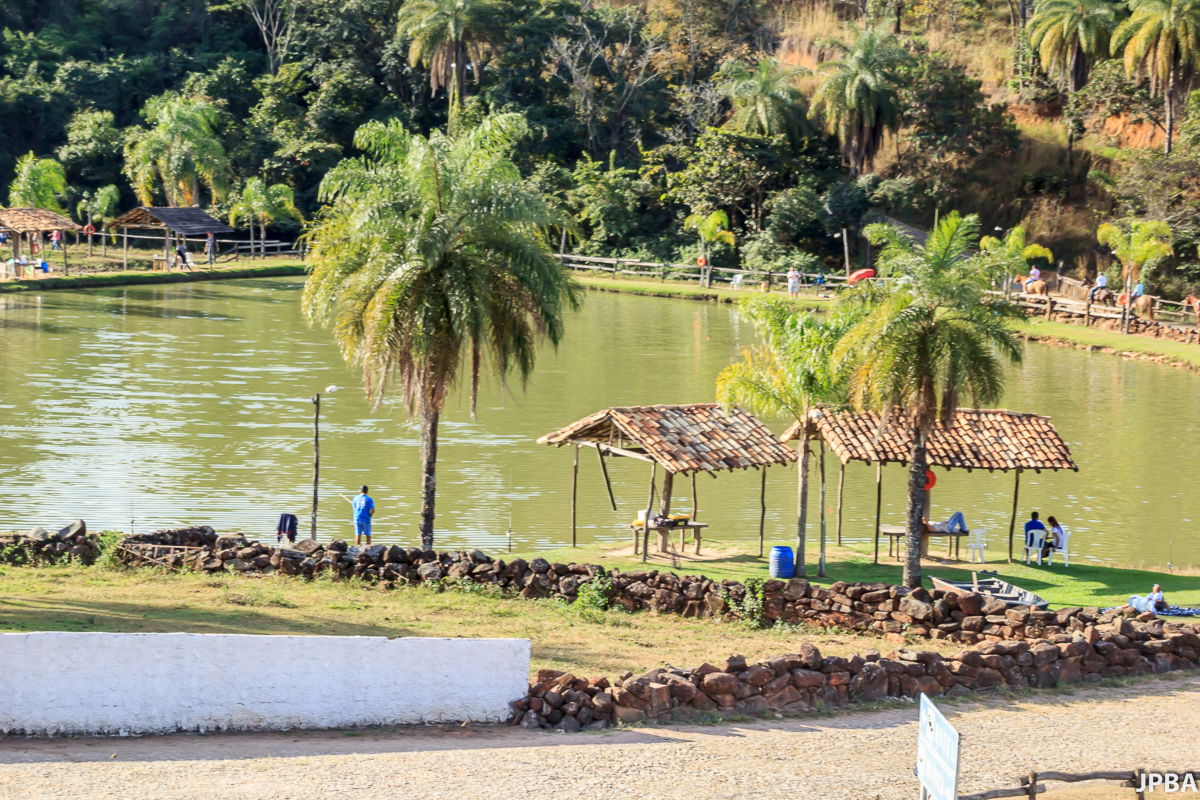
[880,524,966,561]
[630,521,709,555]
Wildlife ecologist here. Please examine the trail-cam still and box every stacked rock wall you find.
[0,521,98,564]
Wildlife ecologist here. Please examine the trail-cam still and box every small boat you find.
[930,574,1050,610]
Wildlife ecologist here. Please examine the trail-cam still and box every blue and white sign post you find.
[916,694,960,800]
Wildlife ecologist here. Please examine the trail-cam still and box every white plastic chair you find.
[965,528,988,563]
[1024,529,1045,565]
[1045,528,1070,566]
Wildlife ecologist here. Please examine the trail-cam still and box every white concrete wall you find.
[0,632,530,735]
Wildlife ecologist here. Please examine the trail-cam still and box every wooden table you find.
[880,524,966,560]
[631,522,709,555]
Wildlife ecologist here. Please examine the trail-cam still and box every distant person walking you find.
[50,229,62,250]
[175,242,192,271]
[205,232,216,265]
[352,485,375,545]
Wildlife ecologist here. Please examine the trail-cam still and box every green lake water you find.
[0,276,1196,568]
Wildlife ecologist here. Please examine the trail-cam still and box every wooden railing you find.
[556,253,849,290]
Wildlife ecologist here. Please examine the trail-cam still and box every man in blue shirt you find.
[352,485,375,545]
[1024,511,1046,549]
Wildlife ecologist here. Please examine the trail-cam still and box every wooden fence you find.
[556,252,849,290]
[960,768,1200,799]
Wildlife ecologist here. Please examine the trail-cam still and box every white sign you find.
[916,694,960,800]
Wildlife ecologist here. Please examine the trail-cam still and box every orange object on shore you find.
[848,268,875,285]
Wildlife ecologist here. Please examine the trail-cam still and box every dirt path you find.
[3,675,1198,800]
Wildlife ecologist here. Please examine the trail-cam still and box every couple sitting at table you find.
[1024,511,1065,557]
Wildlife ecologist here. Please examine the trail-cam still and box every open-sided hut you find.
[109,207,234,269]
[538,404,796,560]
[781,406,1078,562]
[0,208,82,275]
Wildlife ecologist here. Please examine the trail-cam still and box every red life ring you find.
[1117,292,1129,305]
[82,224,96,235]
[923,469,937,491]
[697,256,707,266]
[848,268,876,286]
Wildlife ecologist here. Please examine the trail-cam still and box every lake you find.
[0,277,1196,569]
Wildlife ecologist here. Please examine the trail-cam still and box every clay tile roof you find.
[0,207,82,233]
[538,404,797,474]
[781,406,1078,472]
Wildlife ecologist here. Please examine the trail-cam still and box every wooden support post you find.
[818,440,827,577]
[1008,469,1022,563]
[62,234,69,276]
[641,462,657,562]
[873,462,883,565]
[835,461,846,546]
[659,470,674,554]
[122,230,128,270]
[691,471,698,521]
[758,468,767,557]
[1084,299,1091,327]
[596,448,617,511]
[164,230,170,270]
[570,446,579,547]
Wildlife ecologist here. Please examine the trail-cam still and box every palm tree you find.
[717,296,858,577]
[833,212,1024,588]
[1112,0,1200,154]
[229,178,303,259]
[1029,0,1123,164]
[124,95,230,206]
[979,225,1054,286]
[715,58,811,151]
[9,152,68,214]
[809,29,911,175]
[684,210,734,287]
[1096,219,1173,285]
[395,0,504,115]
[302,113,580,548]
[76,185,121,256]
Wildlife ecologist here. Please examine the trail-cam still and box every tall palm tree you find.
[1112,0,1200,153]
[715,58,812,151]
[76,184,121,256]
[395,0,504,115]
[809,29,911,175]
[833,212,1024,588]
[229,178,303,258]
[302,113,580,548]
[717,296,859,577]
[9,152,68,214]
[684,210,734,287]
[124,95,230,206]
[1097,219,1173,284]
[1029,0,1123,164]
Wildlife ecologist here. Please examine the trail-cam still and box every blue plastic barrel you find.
[768,545,794,578]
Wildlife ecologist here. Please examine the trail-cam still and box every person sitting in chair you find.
[1024,511,1046,549]
[1042,515,1065,559]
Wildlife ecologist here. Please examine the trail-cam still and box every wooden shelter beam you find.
[1008,469,1022,563]
[873,462,883,565]
[595,447,617,511]
[570,439,656,465]
[570,446,579,548]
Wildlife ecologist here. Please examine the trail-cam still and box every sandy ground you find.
[2,675,1198,800]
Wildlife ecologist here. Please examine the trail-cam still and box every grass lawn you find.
[509,541,1200,613]
[0,563,955,677]
[573,272,833,310]
[1017,318,1200,370]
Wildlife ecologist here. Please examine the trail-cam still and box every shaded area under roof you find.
[782,406,1078,472]
[0,208,81,234]
[110,207,233,236]
[538,403,796,474]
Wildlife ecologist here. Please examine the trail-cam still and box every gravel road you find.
[2,675,1198,800]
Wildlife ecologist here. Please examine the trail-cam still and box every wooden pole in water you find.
[835,461,846,546]
[758,468,767,557]
[311,392,320,540]
[873,462,883,564]
[596,448,617,511]
[642,462,657,563]
[570,446,579,547]
[818,440,827,577]
[1008,469,1022,562]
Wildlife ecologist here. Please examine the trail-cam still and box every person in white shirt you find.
[786,267,800,297]
[1148,584,1167,612]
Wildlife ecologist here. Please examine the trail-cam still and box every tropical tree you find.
[1096,218,1173,284]
[395,0,504,115]
[810,29,911,175]
[717,296,858,577]
[1029,0,1123,163]
[229,178,303,258]
[76,184,121,256]
[302,113,580,548]
[715,58,811,151]
[124,95,231,206]
[684,209,734,287]
[979,225,1054,283]
[833,212,1024,588]
[8,152,68,214]
[1112,0,1200,153]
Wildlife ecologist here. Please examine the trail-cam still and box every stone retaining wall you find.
[0,521,98,564]
[513,609,1200,731]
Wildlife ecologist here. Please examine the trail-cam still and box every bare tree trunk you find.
[1165,70,1176,155]
[419,407,440,549]
[795,438,810,577]
[903,427,929,588]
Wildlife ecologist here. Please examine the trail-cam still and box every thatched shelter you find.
[538,404,795,559]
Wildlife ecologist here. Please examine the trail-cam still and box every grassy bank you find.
[0,262,307,294]
[1017,318,1200,370]
[574,272,832,310]
[0,564,954,676]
